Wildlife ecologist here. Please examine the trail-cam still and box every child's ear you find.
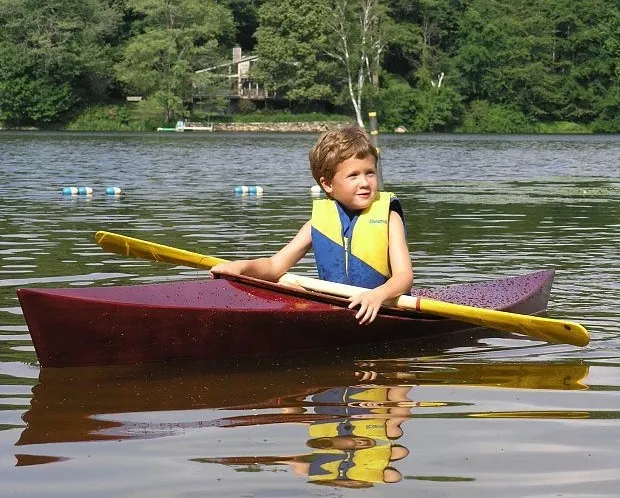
[319,176,333,194]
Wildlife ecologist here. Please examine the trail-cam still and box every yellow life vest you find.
[311,192,400,288]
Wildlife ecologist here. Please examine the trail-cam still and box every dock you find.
[156,121,213,133]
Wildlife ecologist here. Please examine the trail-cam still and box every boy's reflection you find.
[285,379,414,486]
[196,378,415,487]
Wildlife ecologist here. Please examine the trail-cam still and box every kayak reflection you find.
[16,358,589,485]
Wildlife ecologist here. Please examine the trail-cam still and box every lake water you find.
[0,131,619,497]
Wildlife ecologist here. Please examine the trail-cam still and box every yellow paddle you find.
[94,231,590,347]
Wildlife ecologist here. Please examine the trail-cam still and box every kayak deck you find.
[24,269,553,311]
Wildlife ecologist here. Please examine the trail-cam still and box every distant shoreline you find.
[0,121,353,133]
[1,121,607,134]
[209,121,351,132]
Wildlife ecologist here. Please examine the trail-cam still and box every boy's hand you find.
[348,289,387,325]
[209,261,246,278]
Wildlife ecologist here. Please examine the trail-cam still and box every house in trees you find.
[193,47,277,111]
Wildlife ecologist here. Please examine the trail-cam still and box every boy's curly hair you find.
[309,126,378,185]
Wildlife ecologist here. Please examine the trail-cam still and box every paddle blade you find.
[95,231,227,270]
[417,298,590,347]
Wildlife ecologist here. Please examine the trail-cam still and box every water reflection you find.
[202,382,418,487]
[16,358,589,487]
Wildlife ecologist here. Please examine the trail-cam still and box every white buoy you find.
[248,186,264,195]
[77,186,93,196]
[62,186,78,196]
[310,185,322,196]
[235,186,263,195]
[105,186,122,196]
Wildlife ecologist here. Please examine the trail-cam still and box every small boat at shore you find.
[17,270,555,368]
[156,120,213,132]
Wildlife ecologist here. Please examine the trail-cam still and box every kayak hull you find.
[17,270,554,367]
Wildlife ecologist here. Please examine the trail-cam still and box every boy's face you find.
[319,155,378,211]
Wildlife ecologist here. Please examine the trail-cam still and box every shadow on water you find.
[15,340,590,486]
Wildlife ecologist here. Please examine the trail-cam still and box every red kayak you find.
[17,270,554,368]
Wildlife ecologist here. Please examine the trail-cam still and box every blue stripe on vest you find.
[311,227,347,283]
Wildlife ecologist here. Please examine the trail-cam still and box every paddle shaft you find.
[94,231,590,347]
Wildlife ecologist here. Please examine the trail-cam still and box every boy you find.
[210,126,413,325]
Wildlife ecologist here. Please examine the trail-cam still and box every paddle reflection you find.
[16,358,589,486]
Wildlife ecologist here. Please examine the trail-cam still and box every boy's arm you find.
[210,221,312,282]
[348,210,413,324]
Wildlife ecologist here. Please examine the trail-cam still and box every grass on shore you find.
[65,103,353,131]
[536,121,592,134]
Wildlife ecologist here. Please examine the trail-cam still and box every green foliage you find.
[384,0,460,79]
[0,74,75,126]
[537,121,592,134]
[192,72,233,118]
[548,0,620,123]
[0,0,123,126]
[236,100,258,114]
[372,75,417,130]
[224,111,351,123]
[457,100,536,133]
[222,0,262,51]
[132,98,177,129]
[254,0,336,102]
[0,0,618,132]
[454,1,559,118]
[66,105,134,131]
[373,73,461,132]
[591,84,620,133]
[67,100,178,131]
[255,0,391,126]
[66,103,350,130]
[114,0,235,120]
[453,0,620,125]
[409,74,462,132]
[591,119,620,134]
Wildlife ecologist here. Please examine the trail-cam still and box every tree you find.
[384,0,461,79]
[545,0,620,123]
[222,0,264,51]
[452,0,620,126]
[0,0,122,126]
[323,0,388,126]
[253,0,337,103]
[114,0,234,120]
[453,0,563,120]
[254,0,390,125]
